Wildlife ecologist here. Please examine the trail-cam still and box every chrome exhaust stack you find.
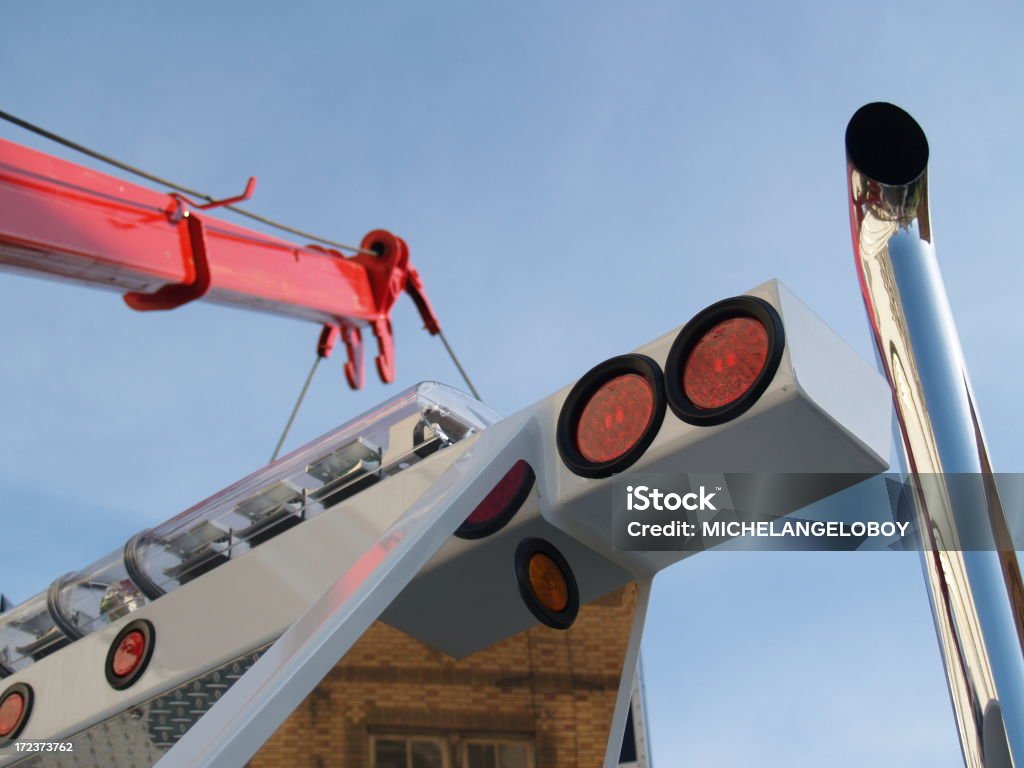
[846,102,1023,768]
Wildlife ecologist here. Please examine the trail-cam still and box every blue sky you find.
[2,2,1022,765]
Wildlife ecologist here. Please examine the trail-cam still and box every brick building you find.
[252,583,649,768]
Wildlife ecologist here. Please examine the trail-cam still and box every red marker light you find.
[106,619,155,689]
[111,629,146,678]
[456,461,535,539]
[557,355,666,478]
[0,684,31,740]
[666,296,784,426]
[683,316,769,409]
[0,691,24,738]
[576,374,655,463]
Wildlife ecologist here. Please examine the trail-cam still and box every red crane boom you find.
[0,136,442,389]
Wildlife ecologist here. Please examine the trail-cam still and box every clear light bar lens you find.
[0,383,498,674]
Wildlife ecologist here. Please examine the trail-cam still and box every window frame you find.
[369,733,452,768]
[460,735,536,768]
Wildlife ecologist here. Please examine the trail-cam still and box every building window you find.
[371,735,449,768]
[462,738,534,768]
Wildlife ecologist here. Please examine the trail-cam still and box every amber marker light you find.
[514,538,579,630]
[528,552,569,612]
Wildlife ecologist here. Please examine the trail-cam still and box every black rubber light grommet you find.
[665,296,785,427]
[514,538,579,631]
[105,619,156,690]
[556,353,667,479]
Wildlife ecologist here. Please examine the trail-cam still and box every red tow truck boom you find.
[0,135,442,390]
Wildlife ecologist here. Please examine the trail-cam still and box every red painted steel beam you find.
[0,136,389,325]
[0,137,442,387]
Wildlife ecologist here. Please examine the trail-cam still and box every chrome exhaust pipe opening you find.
[845,102,1023,768]
[846,102,929,187]
[846,102,930,228]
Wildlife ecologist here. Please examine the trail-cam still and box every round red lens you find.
[683,316,769,409]
[575,374,654,464]
[0,692,24,737]
[463,460,531,527]
[111,630,146,678]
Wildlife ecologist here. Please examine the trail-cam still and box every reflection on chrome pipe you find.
[846,102,1024,768]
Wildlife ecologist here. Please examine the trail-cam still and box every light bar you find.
[0,383,497,676]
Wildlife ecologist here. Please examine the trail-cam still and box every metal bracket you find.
[341,326,365,390]
[404,265,441,336]
[123,212,213,312]
[316,325,340,359]
[168,177,257,216]
[315,324,366,390]
[306,232,443,389]
[370,318,395,384]
[122,178,255,312]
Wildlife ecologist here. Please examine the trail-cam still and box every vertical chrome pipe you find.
[846,102,1024,768]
